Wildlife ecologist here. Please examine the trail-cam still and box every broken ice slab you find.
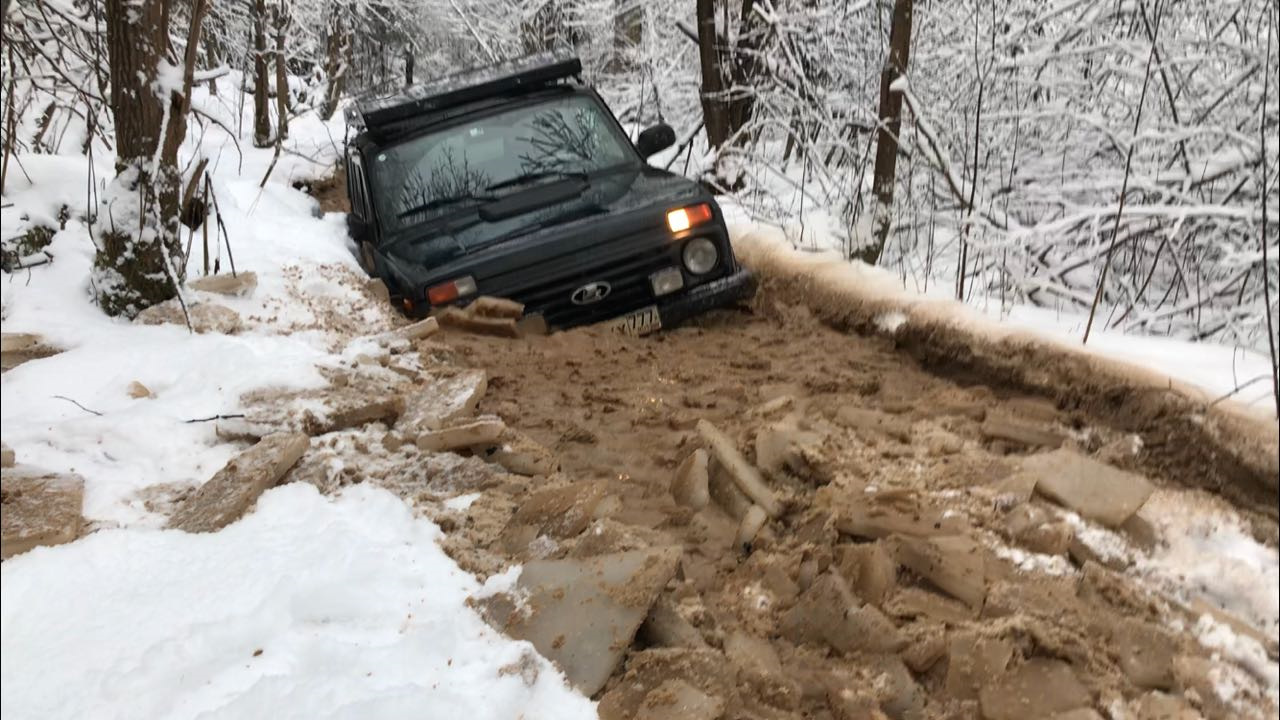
[780,571,905,655]
[670,449,710,510]
[188,271,257,297]
[469,296,525,319]
[472,427,559,477]
[484,547,681,696]
[396,368,487,433]
[168,432,309,533]
[505,480,607,539]
[696,419,781,517]
[0,332,63,371]
[1023,448,1154,528]
[829,486,970,539]
[888,533,986,610]
[978,658,1091,720]
[436,307,521,337]
[1,469,85,559]
[415,416,505,452]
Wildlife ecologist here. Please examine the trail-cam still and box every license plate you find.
[609,305,662,336]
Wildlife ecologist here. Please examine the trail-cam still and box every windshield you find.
[368,94,634,233]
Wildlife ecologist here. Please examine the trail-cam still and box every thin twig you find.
[51,395,103,416]
[1208,375,1273,407]
[1259,8,1279,417]
[184,413,246,424]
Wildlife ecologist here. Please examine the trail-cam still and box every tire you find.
[359,241,378,277]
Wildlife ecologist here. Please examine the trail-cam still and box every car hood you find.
[381,165,703,279]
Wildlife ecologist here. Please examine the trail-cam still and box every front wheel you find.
[358,241,378,276]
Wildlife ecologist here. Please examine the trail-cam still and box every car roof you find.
[346,52,582,143]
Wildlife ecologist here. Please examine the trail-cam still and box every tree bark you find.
[320,9,349,121]
[696,0,730,149]
[94,0,196,317]
[695,0,761,178]
[861,0,913,266]
[273,1,289,141]
[252,0,272,147]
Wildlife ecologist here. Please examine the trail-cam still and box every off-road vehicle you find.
[343,52,755,334]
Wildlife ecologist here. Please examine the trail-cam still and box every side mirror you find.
[636,123,676,159]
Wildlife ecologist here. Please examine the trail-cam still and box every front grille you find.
[485,237,678,328]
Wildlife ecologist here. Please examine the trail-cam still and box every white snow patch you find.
[874,310,908,333]
[1060,510,1134,565]
[991,543,1075,576]
[444,492,482,511]
[0,484,595,720]
[1194,615,1279,700]
[1135,490,1279,639]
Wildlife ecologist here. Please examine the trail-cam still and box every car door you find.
[346,150,380,274]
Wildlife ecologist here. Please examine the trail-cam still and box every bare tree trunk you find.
[404,46,414,86]
[252,0,272,148]
[696,0,730,149]
[862,0,913,266]
[696,0,761,183]
[95,0,206,317]
[273,1,289,141]
[320,9,349,121]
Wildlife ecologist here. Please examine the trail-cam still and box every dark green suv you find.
[343,52,754,333]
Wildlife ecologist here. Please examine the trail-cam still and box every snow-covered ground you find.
[2,77,595,719]
[1,484,592,719]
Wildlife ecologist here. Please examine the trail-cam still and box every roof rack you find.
[346,51,582,135]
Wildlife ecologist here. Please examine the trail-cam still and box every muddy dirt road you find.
[304,179,1277,718]
[422,288,1278,720]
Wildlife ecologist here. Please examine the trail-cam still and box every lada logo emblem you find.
[571,281,611,305]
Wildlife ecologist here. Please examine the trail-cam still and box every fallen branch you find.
[51,395,103,416]
[184,413,246,424]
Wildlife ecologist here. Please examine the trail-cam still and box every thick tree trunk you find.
[94,0,184,317]
[252,0,272,148]
[861,0,913,266]
[696,0,761,182]
[696,0,730,149]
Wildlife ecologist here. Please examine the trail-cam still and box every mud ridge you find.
[731,228,1279,534]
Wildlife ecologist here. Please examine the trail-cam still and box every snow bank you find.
[727,223,1279,497]
[0,80,363,528]
[0,483,594,720]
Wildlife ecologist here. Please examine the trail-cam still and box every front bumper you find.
[655,268,757,328]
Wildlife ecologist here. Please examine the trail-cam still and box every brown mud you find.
[431,293,1276,720]
[300,183,1278,720]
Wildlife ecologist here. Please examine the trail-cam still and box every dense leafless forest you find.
[2,0,1278,390]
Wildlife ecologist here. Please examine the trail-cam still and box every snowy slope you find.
[723,202,1279,418]
[1,77,595,719]
[0,484,593,720]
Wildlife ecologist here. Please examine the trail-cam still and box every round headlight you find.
[682,238,718,275]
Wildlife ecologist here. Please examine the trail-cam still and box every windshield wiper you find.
[485,170,588,193]
[397,192,497,219]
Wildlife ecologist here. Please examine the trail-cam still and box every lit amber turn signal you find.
[666,203,713,233]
